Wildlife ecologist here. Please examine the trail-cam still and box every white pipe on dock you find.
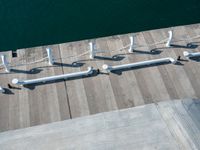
[128,35,134,53]
[166,30,173,47]
[0,86,5,93]
[102,57,176,72]
[12,67,94,86]
[46,48,54,65]
[183,51,200,58]
[1,55,10,73]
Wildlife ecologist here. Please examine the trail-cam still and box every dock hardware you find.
[12,67,94,86]
[102,57,176,72]
[183,51,200,58]
[166,30,173,47]
[89,41,106,59]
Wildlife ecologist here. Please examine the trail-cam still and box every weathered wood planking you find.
[0,23,200,132]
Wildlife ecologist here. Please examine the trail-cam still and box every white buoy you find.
[128,35,134,53]
[166,30,173,47]
[46,48,54,65]
[102,57,176,72]
[0,86,5,93]
[183,51,200,58]
[1,55,10,73]
[12,67,94,86]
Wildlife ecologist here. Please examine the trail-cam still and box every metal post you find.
[1,55,10,73]
[46,48,54,65]
[128,35,134,53]
[89,42,96,59]
[166,30,173,47]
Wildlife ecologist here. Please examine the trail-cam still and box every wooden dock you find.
[0,23,200,132]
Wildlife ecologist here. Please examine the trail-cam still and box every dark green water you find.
[0,0,200,51]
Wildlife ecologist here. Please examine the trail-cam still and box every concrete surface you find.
[0,99,200,150]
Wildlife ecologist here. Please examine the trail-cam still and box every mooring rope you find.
[0,33,199,71]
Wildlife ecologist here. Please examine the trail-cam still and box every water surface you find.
[0,0,200,51]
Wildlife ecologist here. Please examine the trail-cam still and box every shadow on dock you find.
[170,43,198,49]
[94,55,125,61]
[3,88,15,95]
[10,68,43,74]
[0,62,86,75]
[0,68,43,75]
[110,61,181,75]
[73,54,126,64]
[23,69,101,90]
[190,57,200,62]
[53,62,85,67]
[132,48,162,55]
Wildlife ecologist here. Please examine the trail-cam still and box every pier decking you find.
[0,23,200,132]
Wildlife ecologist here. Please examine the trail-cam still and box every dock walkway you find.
[0,23,200,132]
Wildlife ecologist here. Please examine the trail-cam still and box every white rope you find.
[0,33,199,71]
[53,50,90,61]
[172,35,200,43]
[9,57,48,68]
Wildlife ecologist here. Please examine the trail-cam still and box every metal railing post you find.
[89,42,96,59]
[166,30,173,47]
[128,35,134,53]
[1,55,10,73]
[46,48,54,65]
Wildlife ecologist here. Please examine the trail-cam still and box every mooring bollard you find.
[128,35,134,53]
[166,30,173,47]
[46,48,54,65]
[1,55,10,73]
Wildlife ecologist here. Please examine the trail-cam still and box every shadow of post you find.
[190,57,200,62]
[10,68,43,74]
[170,43,198,49]
[132,48,162,55]
[53,62,85,67]
[3,88,15,95]
[23,69,99,90]
[110,61,177,75]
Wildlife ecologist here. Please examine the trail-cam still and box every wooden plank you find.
[118,35,145,106]
[78,40,110,114]
[59,41,90,118]
[0,23,200,133]
[180,27,200,98]
[142,31,171,101]
[149,29,180,100]
[160,28,197,99]
[96,38,118,111]
[98,37,128,109]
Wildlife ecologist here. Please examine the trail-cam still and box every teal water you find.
[0,0,200,51]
